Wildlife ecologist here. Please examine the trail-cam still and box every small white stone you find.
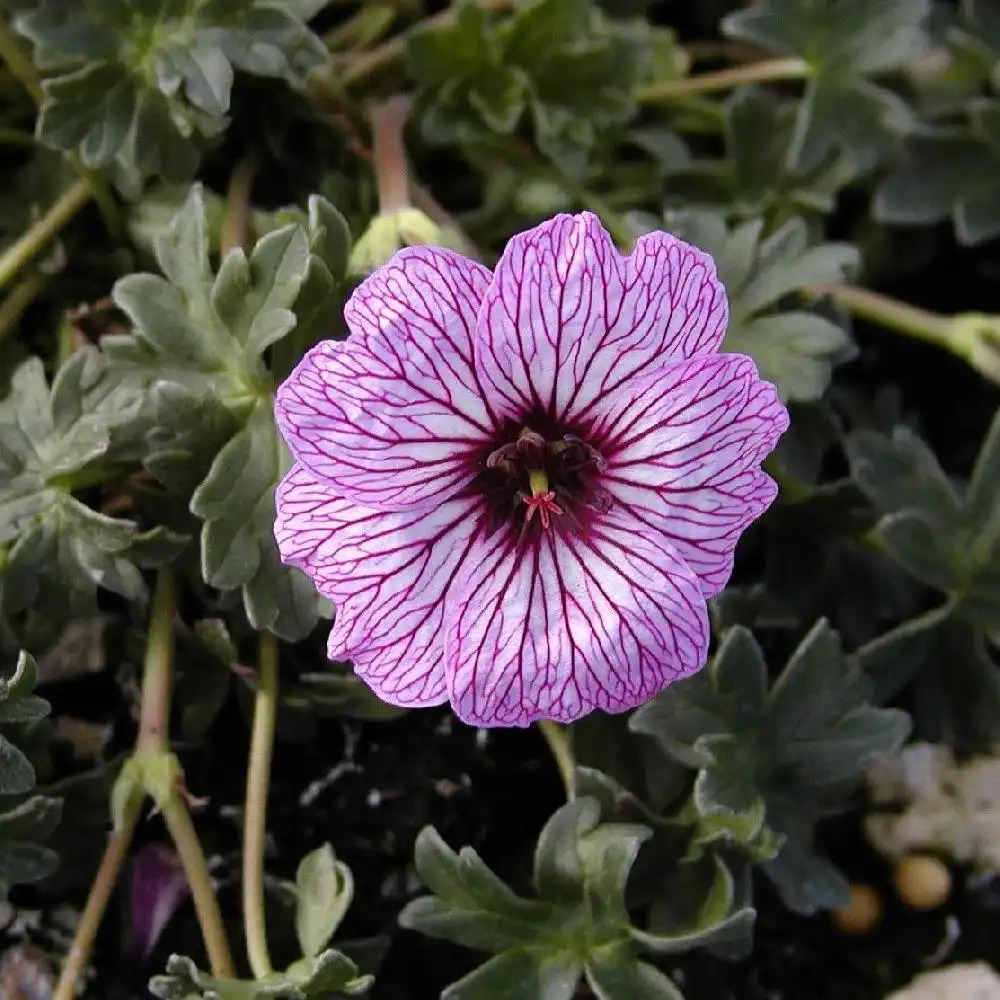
[885,962,1000,1000]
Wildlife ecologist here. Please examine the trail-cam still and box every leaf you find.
[409,0,647,173]
[585,945,683,1000]
[722,0,929,170]
[661,211,858,401]
[631,622,911,913]
[401,799,750,997]
[16,0,329,182]
[0,354,151,638]
[149,950,373,1000]
[108,186,344,639]
[295,844,354,959]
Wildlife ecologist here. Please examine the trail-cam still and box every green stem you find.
[0,18,42,103]
[0,270,47,343]
[0,177,92,292]
[137,568,175,754]
[162,794,237,978]
[808,282,954,348]
[243,632,279,979]
[537,721,575,799]
[220,156,256,256]
[636,56,811,103]
[371,94,412,214]
[339,0,515,87]
[51,799,141,1000]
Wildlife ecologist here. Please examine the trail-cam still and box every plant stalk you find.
[50,801,141,1000]
[243,632,280,979]
[137,568,175,754]
[162,794,236,978]
[636,56,811,103]
[537,721,575,799]
[0,270,47,343]
[808,282,954,347]
[220,157,257,257]
[0,178,92,292]
[371,94,412,214]
[0,17,42,103]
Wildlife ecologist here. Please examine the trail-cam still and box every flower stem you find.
[0,177,91,292]
[537,721,575,799]
[220,157,256,257]
[0,270,47,343]
[807,282,954,347]
[243,632,279,980]
[636,56,811,103]
[371,94,411,214]
[50,801,141,1000]
[162,794,236,978]
[339,0,515,87]
[137,568,175,755]
[0,18,43,103]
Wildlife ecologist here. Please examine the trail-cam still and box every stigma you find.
[523,468,563,529]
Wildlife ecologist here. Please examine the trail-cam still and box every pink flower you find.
[274,213,789,727]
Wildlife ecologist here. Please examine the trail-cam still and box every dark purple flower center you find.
[472,416,611,535]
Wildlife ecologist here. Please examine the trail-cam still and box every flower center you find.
[484,426,609,532]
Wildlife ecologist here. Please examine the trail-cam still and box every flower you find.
[274,213,789,727]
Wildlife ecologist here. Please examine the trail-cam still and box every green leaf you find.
[109,186,342,639]
[585,945,683,1000]
[631,622,910,914]
[17,0,329,182]
[295,844,354,959]
[0,354,150,637]
[409,0,646,173]
[442,950,581,1000]
[149,950,373,1000]
[661,211,858,401]
[722,0,929,170]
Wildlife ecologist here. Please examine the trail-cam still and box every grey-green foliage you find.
[659,210,858,402]
[0,652,61,896]
[722,0,929,171]
[850,410,1000,749]
[631,622,911,914]
[399,798,752,1000]
[105,184,351,640]
[16,0,329,186]
[0,348,178,639]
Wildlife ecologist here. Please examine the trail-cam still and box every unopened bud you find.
[348,208,444,276]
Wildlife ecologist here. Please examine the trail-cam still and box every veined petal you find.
[595,353,789,597]
[275,464,483,708]
[275,246,495,510]
[445,512,709,727]
[475,213,726,426]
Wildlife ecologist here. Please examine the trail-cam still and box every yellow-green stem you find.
[806,282,954,348]
[137,568,175,754]
[339,0,515,87]
[0,177,91,292]
[537,721,575,799]
[51,800,141,1000]
[162,794,237,978]
[0,18,42,103]
[636,56,811,104]
[220,157,256,256]
[0,270,47,343]
[243,632,279,979]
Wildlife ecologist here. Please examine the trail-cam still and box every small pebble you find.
[894,854,952,910]
[832,884,883,934]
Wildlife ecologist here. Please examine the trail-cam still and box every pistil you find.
[523,467,563,529]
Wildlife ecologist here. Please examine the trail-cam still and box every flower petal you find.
[475,213,727,426]
[593,353,789,597]
[275,246,495,510]
[445,511,709,727]
[275,463,483,708]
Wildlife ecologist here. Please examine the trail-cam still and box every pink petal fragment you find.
[275,463,484,708]
[275,246,496,510]
[595,353,789,597]
[445,511,709,727]
[475,213,727,426]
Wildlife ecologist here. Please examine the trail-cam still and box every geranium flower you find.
[274,213,789,727]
